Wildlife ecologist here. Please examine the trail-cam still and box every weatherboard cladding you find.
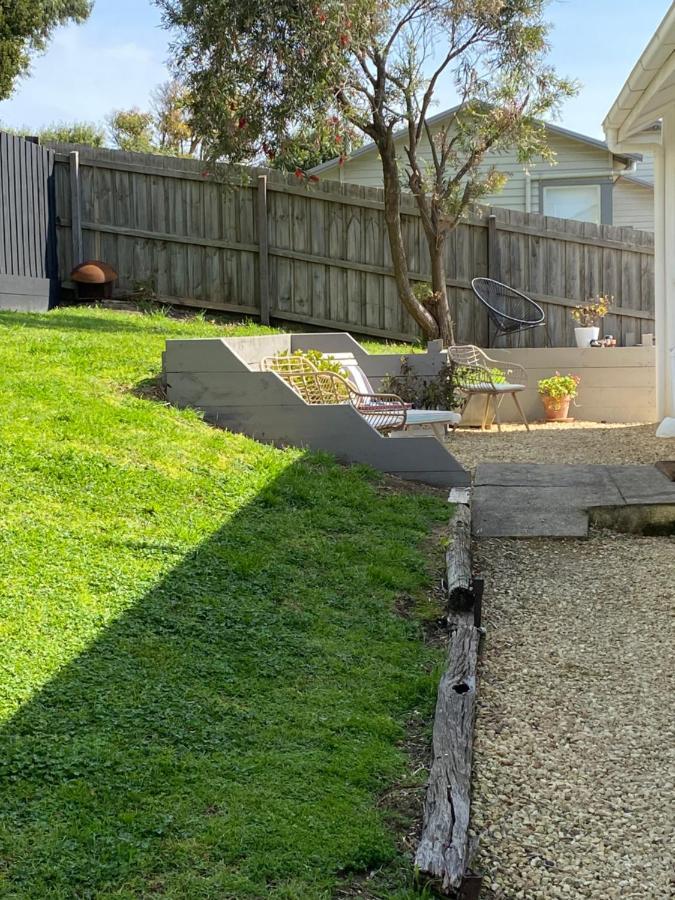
[317,123,654,228]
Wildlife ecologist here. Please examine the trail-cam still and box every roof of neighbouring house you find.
[310,104,641,174]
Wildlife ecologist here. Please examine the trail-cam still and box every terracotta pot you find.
[540,394,572,421]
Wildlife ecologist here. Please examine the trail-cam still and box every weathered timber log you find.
[446,504,473,612]
[415,621,480,893]
[471,577,484,629]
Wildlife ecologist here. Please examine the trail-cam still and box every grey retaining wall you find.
[163,334,470,488]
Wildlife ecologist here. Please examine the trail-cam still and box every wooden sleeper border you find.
[415,500,484,897]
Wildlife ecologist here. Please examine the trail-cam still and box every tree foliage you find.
[107,108,156,153]
[0,0,92,101]
[270,121,363,172]
[2,121,105,147]
[108,82,202,155]
[158,0,578,341]
[152,79,201,156]
[3,77,202,157]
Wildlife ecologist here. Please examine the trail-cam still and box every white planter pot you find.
[574,326,599,348]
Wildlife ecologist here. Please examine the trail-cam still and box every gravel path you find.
[471,532,675,899]
[447,422,667,473]
[445,422,675,896]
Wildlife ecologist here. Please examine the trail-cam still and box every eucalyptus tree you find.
[157,0,576,342]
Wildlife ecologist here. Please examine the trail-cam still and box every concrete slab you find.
[164,334,471,489]
[655,461,675,481]
[474,463,612,488]
[472,486,589,538]
[472,462,675,538]
[606,465,675,505]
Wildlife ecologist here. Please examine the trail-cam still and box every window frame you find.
[539,178,613,225]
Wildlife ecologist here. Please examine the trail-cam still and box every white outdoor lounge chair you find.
[447,344,530,432]
[328,352,461,439]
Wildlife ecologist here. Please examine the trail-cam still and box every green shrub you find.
[538,371,580,399]
[381,358,459,410]
[456,365,506,385]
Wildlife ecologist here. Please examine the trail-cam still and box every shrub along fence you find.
[48,144,655,347]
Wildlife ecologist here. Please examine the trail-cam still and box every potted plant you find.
[538,372,581,422]
[571,295,611,347]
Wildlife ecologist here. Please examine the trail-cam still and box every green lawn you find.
[0,307,448,899]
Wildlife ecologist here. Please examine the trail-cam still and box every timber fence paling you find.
[48,143,655,346]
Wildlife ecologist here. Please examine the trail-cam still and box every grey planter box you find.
[163,333,470,489]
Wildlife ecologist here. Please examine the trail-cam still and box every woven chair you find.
[261,354,408,432]
[324,351,461,438]
[447,344,530,432]
[471,277,551,347]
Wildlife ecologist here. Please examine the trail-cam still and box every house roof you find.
[618,172,655,189]
[603,4,675,144]
[310,105,640,174]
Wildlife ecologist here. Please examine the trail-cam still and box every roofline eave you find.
[310,109,638,175]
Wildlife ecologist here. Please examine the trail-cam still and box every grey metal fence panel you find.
[0,132,58,308]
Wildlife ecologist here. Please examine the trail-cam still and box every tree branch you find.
[415,26,486,143]
[382,1,425,59]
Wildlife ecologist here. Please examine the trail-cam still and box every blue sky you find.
[0,0,669,139]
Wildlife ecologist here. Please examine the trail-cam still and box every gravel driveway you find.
[447,422,666,473]
[457,423,674,898]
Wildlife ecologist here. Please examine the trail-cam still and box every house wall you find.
[613,179,655,231]
[320,129,654,228]
[632,152,655,183]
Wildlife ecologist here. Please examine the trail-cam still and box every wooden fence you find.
[0,132,58,309]
[49,144,655,346]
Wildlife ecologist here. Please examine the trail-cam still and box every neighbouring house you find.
[604,4,675,434]
[311,108,655,231]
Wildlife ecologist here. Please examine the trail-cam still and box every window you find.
[542,184,602,224]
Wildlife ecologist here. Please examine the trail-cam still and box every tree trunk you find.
[413,189,456,347]
[379,141,440,340]
[429,233,455,346]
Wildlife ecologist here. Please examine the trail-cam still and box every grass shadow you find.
[0,456,446,899]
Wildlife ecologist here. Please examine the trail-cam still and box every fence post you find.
[487,214,499,281]
[484,214,501,346]
[69,151,83,267]
[256,174,270,325]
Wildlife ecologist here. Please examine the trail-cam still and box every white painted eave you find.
[604,3,675,148]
